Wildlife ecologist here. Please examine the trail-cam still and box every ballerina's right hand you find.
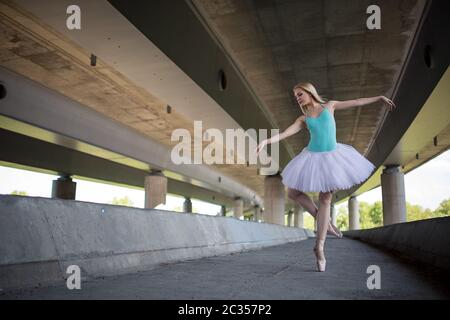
[255,140,268,155]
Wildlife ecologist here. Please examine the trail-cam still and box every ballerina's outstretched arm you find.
[328,95,397,112]
[255,115,306,155]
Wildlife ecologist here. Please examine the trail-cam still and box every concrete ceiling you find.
[192,0,425,156]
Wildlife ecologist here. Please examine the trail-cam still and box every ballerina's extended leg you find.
[288,188,342,238]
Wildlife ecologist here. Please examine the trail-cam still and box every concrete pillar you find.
[254,205,261,222]
[183,197,193,213]
[263,174,285,225]
[294,206,304,228]
[52,174,76,200]
[144,170,167,209]
[220,205,226,217]
[348,196,360,230]
[287,210,294,227]
[331,204,337,226]
[233,197,244,219]
[381,165,407,225]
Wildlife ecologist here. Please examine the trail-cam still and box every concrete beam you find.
[0,66,263,207]
[0,129,236,207]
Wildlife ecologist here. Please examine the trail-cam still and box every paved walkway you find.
[2,238,449,299]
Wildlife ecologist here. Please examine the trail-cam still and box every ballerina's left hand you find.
[380,96,396,111]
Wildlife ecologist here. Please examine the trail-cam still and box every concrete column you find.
[144,170,167,209]
[233,197,244,219]
[52,174,76,200]
[348,196,360,230]
[183,197,192,213]
[263,174,285,225]
[287,210,294,227]
[381,165,407,225]
[330,204,337,226]
[294,206,304,228]
[254,205,261,222]
[260,208,265,222]
[220,205,226,217]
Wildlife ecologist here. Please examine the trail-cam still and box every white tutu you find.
[281,143,375,193]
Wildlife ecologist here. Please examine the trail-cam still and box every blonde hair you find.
[293,82,326,115]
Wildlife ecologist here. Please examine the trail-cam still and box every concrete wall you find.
[344,217,450,270]
[0,195,314,289]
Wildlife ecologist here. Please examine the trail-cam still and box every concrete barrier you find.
[344,217,450,270]
[0,195,314,289]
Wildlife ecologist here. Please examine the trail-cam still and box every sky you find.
[0,149,449,214]
[0,166,222,216]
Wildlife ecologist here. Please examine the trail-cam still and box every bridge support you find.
[220,205,226,217]
[287,210,294,227]
[294,206,304,228]
[144,170,167,209]
[264,174,285,225]
[183,197,192,213]
[331,204,337,226]
[233,197,243,219]
[51,174,76,200]
[254,205,261,222]
[348,196,360,230]
[381,165,407,225]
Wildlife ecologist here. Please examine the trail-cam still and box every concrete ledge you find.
[344,217,450,270]
[0,195,314,289]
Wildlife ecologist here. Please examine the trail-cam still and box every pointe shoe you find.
[314,240,327,272]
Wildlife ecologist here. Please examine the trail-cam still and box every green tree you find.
[173,205,183,213]
[334,198,449,231]
[359,201,383,229]
[336,206,348,231]
[368,201,383,226]
[303,213,315,230]
[407,202,432,222]
[359,202,371,229]
[11,190,28,196]
[110,196,134,207]
[433,198,450,217]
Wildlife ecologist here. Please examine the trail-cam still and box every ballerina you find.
[256,82,396,271]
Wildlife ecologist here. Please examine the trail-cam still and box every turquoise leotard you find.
[305,104,337,152]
